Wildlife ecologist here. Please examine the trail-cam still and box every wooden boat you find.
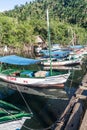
[0,100,32,130]
[0,55,70,88]
[0,99,32,124]
[69,45,87,58]
[40,49,70,59]
[41,57,82,66]
[43,65,82,70]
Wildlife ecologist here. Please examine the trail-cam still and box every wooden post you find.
[79,110,87,130]
[54,88,83,130]
[54,72,87,130]
[76,94,87,100]
[64,102,83,130]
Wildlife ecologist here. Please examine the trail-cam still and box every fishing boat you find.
[40,49,70,59]
[43,65,82,70]
[0,55,70,88]
[0,100,32,130]
[41,57,82,66]
[41,10,83,67]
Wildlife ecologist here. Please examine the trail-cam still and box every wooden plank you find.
[79,110,87,130]
[54,73,87,130]
[65,102,83,130]
[81,73,87,87]
[76,94,87,100]
[79,86,87,90]
[54,88,83,130]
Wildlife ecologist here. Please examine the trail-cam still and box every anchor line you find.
[15,84,32,114]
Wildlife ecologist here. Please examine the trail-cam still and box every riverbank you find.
[0,45,35,57]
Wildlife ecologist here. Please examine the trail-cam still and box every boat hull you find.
[3,82,66,98]
[41,59,81,66]
[0,73,70,87]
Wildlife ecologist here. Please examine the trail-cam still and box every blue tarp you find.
[40,50,70,58]
[0,55,40,65]
[69,45,84,49]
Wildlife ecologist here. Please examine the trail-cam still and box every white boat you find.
[41,57,82,66]
[0,55,70,88]
[43,65,82,70]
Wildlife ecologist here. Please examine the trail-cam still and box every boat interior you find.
[0,68,66,78]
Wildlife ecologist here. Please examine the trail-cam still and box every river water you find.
[0,62,86,130]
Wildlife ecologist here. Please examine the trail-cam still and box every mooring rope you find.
[15,84,33,114]
[21,124,53,130]
[10,84,55,130]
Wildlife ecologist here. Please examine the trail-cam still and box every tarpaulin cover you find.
[69,45,84,49]
[0,55,40,65]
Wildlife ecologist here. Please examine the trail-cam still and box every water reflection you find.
[3,91,69,130]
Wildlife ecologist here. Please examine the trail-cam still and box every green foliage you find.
[0,16,34,46]
[0,0,87,47]
[16,21,34,44]
[0,16,17,45]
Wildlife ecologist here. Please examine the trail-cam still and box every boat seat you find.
[34,71,49,77]
[20,70,33,77]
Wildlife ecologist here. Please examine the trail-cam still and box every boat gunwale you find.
[0,68,68,79]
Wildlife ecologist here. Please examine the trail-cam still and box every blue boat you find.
[69,45,84,50]
[40,49,70,59]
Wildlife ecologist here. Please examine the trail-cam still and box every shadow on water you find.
[0,82,15,99]
[3,88,69,130]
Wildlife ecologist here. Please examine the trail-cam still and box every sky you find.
[0,0,33,12]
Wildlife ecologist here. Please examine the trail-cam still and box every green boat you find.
[0,100,33,123]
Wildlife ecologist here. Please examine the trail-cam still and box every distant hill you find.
[3,0,87,28]
[0,0,86,47]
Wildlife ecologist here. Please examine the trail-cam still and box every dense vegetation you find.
[0,0,87,47]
